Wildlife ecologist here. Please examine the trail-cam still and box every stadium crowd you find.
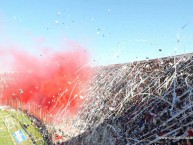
[64,53,193,145]
[1,53,193,145]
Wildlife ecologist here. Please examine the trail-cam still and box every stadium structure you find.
[1,53,193,145]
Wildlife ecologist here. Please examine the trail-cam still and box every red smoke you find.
[0,43,92,123]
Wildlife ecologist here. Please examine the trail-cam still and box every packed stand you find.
[63,53,193,145]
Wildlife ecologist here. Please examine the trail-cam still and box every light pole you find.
[19,89,24,123]
[16,97,21,129]
[0,84,3,98]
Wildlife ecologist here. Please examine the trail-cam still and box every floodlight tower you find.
[0,84,3,98]
[19,89,24,123]
[0,84,3,106]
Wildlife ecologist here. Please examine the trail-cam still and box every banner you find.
[13,130,27,143]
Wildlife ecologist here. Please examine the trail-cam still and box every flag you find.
[13,130,27,143]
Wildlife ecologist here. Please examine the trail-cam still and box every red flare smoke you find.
[0,43,92,123]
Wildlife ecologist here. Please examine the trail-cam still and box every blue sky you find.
[0,0,193,66]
